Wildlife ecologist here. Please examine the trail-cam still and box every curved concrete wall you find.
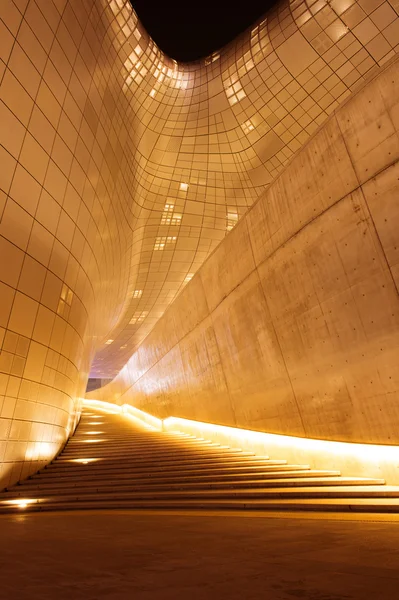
[90,55,399,445]
[2,0,399,488]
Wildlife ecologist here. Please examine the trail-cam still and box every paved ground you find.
[1,510,399,599]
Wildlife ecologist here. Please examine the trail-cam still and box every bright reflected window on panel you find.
[161,204,182,225]
[226,210,239,231]
[184,273,194,284]
[224,77,246,106]
[57,299,66,316]
[308,0,327,15]
[58,286,73,315]
[180,182,189,192]
[327,20,348,42]
[205,52,220,65]
[330,0,356,16]
[242,120,255,134]
[154,236,177,250]
[173,72,189,89]
[61,284,73,305]
[250,18,267,56]
[237,51,255,77]
[120,344,127,349]
[130,311,149,325]
[295,9,312,27]
[105,339,114,345]
[133,290,143,298]
[110,0,124,16]
[58,284,74,317]
[172,213,182,225]
[124,45,147,87]
[154,63,167,83]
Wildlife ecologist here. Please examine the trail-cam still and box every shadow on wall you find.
[86,378,114,392]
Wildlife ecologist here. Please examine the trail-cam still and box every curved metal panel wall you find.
[1,0,399,486]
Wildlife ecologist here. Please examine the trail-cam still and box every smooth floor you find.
[1,510,399,599]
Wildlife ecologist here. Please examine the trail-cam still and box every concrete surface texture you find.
[2,0,399,490]
[91,52,399,449]
[1,510,399,599]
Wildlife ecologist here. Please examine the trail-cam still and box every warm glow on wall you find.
[82,401,120,415]
[121,403,162,430]
[2,0,399,494]
[25,443,54,460]
[83,399,399,485]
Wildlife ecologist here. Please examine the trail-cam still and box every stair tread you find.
[3,406,396,515]
[17,470,341,487]
[2,497,399,515]
[46,459,280,471]
[2,484,396,504]
[4,476,384,494]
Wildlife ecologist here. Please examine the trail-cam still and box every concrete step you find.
[62,442,226,453]
[49,456,274,472]
[2,496,399,515]
[2,477,385,499]
[66,441,221,449]
[56,451,268,464]
[42,457,285,471]
[5,407,397,515]
[58,449,255,461]
[16,469,340,489]
[4,483,398,503]
[28,462,302,482]
[64,437,226,444]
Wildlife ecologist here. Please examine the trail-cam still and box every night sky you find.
[130,0,278,62]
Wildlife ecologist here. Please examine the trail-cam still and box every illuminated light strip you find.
[121,404,162,430]
[82,399,399,484]
[163,416,393,461]
[2,499,41,509]
[83,400,121,415]
[83,399,162,429]
[69,458,100,464]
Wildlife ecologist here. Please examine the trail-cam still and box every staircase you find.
[1,407,399,513]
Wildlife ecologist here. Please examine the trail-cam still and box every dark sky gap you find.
[130,0,278,62]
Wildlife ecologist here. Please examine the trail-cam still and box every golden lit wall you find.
[2,0,399,487]
[90,55,399,445]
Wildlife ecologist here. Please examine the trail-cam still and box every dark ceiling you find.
[130,0,278,62]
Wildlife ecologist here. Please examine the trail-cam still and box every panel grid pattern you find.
[1,0,398,487]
